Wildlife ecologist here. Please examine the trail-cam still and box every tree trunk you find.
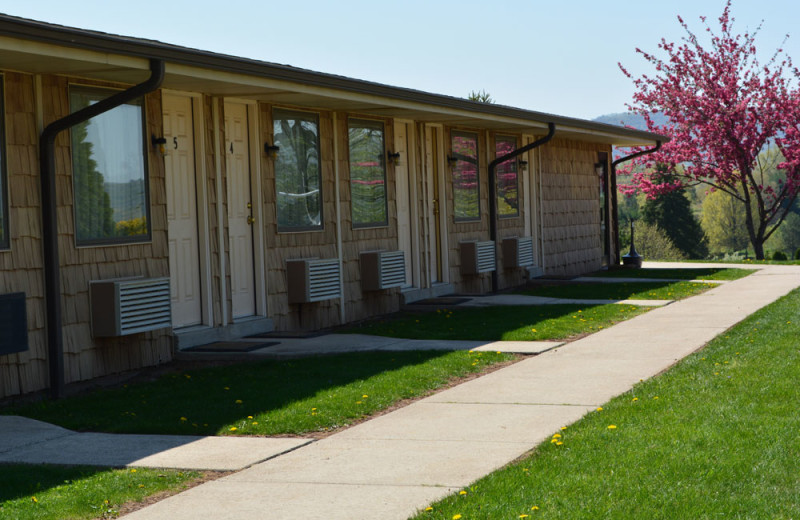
[752,238,765,260]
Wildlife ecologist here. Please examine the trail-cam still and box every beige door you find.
[393,121,414,286]
[163,94,202,327]
[424,125,445,283]
[224,102,256,318]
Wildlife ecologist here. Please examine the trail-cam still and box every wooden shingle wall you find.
[336,115,402,322]
[539,138,608,277]
[491,132,529,290]
[259,105,339,330]
[443,128,492,295]
[0,72,48,398]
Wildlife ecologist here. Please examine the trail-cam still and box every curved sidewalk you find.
[120,264,800,520]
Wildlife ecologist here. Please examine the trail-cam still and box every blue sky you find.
[1,1,798,120]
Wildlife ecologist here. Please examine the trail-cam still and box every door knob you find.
[247,216,255,225]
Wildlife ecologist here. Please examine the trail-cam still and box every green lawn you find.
[518,280,713,300]
[413,288,800,520]
[4,350,513,437]
[0,465,198,520]
[588,267,754,280]
[342,304,648,341]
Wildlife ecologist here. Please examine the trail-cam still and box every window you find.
[273,109,322,231]
[495,135,519,218]
[451,131,480,221]
[69,87,150,245]
[0,78,7,249]
[348,119,387,228]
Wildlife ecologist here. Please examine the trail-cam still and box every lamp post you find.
[622,220,643,268]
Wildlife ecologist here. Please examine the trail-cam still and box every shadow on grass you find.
[587,267,748,280]
[342,304,645,342]
[2,350,457,436]
[0,463,102,503]
[518,280,696,300]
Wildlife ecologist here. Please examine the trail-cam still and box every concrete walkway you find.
[112,263,800,519]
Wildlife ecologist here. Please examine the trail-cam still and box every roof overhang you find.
[0,14,666,147]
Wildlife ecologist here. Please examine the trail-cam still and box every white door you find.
[224,102,256,318]
[163,94,202,327]
[394,121,414,286]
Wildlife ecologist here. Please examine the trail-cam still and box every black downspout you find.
[610,141,662,265]
[488,122,556,293]
[40,59,165,399]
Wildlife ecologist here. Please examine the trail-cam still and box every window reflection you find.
[273,109,322,231]
[70,87,150,244]
[349,119,387,228]
[496,136,519,217]
[451,131,480,221]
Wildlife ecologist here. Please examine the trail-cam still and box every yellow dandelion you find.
[138,484,145,488]
[224,386,230,390]
[31,496,38,503]
[531,328,537,332]
[560,426,567,430]
[453,515,462,520]
[632,397,638,402]
[252,422,259,425]
[235,399,243,404]
[596,407,603,411]
[653,396,659,400]
[520,515,530,519]
[229,426,238,432]
[362,394,369,398]
[425,506,434,512]
[184,374,191,379]
[556,441,563,446]
[356,401,362,404]
[552,433,561,439]
[531,505,540,510]
[496,351,501,354]
[607,424,617,430]
[459,490,467,495]
[247,415,253,419]
[550,438,558,444]
[130,469,137,473]
[180,416,187,422]
[522,468,529,472]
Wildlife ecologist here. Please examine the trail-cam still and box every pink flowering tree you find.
[618,1,800,259]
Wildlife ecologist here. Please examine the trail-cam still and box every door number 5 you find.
[173,137,178,150]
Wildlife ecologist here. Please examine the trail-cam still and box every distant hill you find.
[593,112,669,131]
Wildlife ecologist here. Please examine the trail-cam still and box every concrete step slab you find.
[335,401,593,443]
[0,432,311,471]
[122,480,456,520]
[224,437,531,487]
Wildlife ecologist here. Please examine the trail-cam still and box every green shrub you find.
[795,248,800,260]
[772,251,788,261]
[633,222,687,261]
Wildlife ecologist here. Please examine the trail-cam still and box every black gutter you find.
[487,123,556,292]
[0,14,666,145]
[40,58,165,399]
[610,141,662,265]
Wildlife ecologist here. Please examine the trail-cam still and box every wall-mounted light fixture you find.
[264,142,281,158]
[594,162,605,178]
[387,151,401,166]
[151,135,167,155]
[518,160,528,172]
[446,155,459,169]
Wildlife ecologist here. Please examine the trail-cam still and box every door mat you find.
[411,297,471,305]
[248,331,328,339]
[183,341,280,353]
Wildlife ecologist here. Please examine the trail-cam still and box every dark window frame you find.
[68,85,152,247]
[348,118,389,229]
[0,77,8,250]
[495,134,520,219]
[273,108,324,233]
[450,130,481,222]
